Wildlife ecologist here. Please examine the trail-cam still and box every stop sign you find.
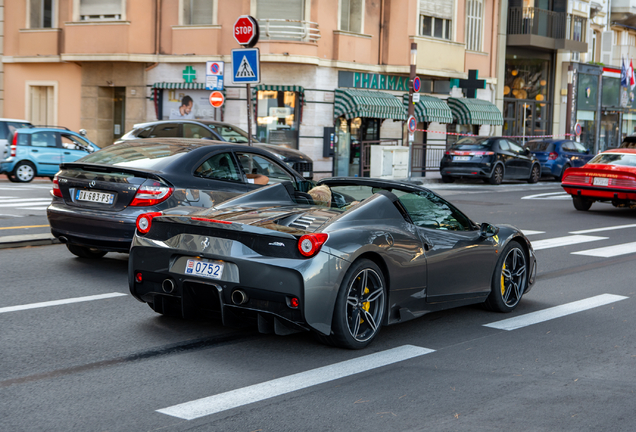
[234,15,259,46]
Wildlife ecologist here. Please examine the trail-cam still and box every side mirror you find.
[480,223,499,238]
[79,129,87,137]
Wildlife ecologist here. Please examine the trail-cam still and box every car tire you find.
[484,241,528,312]
[66,244,107,259]
[527,164,540,184]
[572,196,593,211]
[557,164,570,182]
[441,175,455,183]
[13,161,36,183]
[488,165,504,185]
[6,173,19,183]
[328,259,386,349]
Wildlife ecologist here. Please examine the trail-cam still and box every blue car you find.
[526,139,594,180]
[0,127,100,182]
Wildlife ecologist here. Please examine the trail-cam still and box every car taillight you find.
[548,152,558,160]
[10,131,17,157]
[51,173,63,198]
[130,180,173,207]
[298,233,328,257]
[136,212,162,234]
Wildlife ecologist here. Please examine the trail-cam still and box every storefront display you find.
[256,89,300,149]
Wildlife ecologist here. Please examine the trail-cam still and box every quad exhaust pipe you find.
[162,279,175,293]
[231,289,249,305]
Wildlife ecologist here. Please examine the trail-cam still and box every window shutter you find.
[419,0,453,20]
[586,29,593,61]
[80,0,122,16]
[601,31,614,65]
[257,0,304,20]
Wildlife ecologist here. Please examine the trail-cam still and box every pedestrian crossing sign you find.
[231,48,260,84]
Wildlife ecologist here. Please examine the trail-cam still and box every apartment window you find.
[257,0,305,41]
[466,0,482,51]
[79,0,123,21]
[29,0,54,28]
[182,0,215,25]
[340,0,364,33]
[419,0,453,40]
[28,86,55,126]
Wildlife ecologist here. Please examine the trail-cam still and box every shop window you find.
[29,0,54,28]
[340,0,364,33]
[182,0,215,25]
[79,0,123,21]
[256,90,300,149]
[28,85,55,126]
[465,0,482,51]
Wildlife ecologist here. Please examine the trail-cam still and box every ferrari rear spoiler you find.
[60,162,167,182]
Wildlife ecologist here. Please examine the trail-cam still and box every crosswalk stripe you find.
[0,201,51,208]
[570,224,636,234]
[572,241,636,258]
[532,235,607,250]
[0,198,51,203]
[483,294,628,331]
[157,345,435,420]
[521,230,545,236]
[18,207,50,210]
[0,293,128,314]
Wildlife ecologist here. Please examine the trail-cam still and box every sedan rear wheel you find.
[66,244,107,259]
[488,165,504,185]
[484,242,527,312]
[329,259,386,349]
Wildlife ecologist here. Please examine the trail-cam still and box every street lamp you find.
[407,42,417,179]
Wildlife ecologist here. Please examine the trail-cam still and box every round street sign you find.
[234,15,259,47]
[575,123,582,136]
[413,76,421,93]
[407,115,417,133]
[209,62,220,75]
[209,91,225,108]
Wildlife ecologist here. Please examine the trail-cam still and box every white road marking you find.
[0,198,51,203]
[572,242,636,258]
[484,294,628,331]
[0,293,127,314]
[17,206,49,210]
[0,201,52,208]
[521,230,545,236]
[570,224,636,234]
[521,191,570,200]
[531,235,607,250]
[157,344,435,420]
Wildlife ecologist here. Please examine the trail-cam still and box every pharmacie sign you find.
[338,71,411,91]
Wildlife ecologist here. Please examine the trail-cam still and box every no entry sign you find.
[233,15,259,47]
[209,91,225,108]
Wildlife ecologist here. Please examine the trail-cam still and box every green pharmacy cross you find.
[183,66,197,83]
[457,69,486,99]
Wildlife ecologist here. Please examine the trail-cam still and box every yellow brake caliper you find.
[501,263,506,296]
[360,287,370,324]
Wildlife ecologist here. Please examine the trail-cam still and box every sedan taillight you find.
[298,233,328,257]
[136,212,162,234]
[51,173,63,198]
[130,179,173,207]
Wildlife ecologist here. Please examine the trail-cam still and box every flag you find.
[621,57,629,87]
[630,59,636,89]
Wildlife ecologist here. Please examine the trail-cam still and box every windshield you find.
[452,138,494,150]
[77,143,190,171]
[526,141,553,151]
[589,153,636,167]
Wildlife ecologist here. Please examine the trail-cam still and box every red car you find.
[561,148,636,211]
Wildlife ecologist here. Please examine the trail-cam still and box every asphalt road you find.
[0,176,52,236]
[2,180,636,432]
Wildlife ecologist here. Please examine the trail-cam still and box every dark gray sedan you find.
[47,138,306,258]
[128,178,537,349]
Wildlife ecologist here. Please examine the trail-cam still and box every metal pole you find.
[407,42,417,180]
[565,64,574,140]
[247,83,253,146]
[523,103,527,146]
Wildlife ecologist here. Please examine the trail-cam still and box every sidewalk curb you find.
[0,233,60,249]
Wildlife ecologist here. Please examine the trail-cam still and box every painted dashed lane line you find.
[0,293,127,314]
[483,294,628,331]
[157,344,435,420]
[531,235,608,250]
[572,241,636,258]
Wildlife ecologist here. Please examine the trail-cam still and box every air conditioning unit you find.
[370,146,409,179]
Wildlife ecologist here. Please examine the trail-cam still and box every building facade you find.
[4,0,505,177]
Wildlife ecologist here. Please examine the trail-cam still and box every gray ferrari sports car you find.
[129,178,537,349]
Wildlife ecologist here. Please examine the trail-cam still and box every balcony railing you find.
[508,7,586,42]
[257,19,321,42]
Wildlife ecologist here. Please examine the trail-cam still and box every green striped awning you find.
[152,82,208,90]
[334,89,407,120]
[402,94,453,124]
[252,85,305,94]
[447,97,504,126]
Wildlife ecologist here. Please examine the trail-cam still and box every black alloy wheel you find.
[572,196,593,211]
[528,164,540,183]
[484,241,527,312]
[66,244,107,259]
[488,165,504,185]
[329,259,386,349]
